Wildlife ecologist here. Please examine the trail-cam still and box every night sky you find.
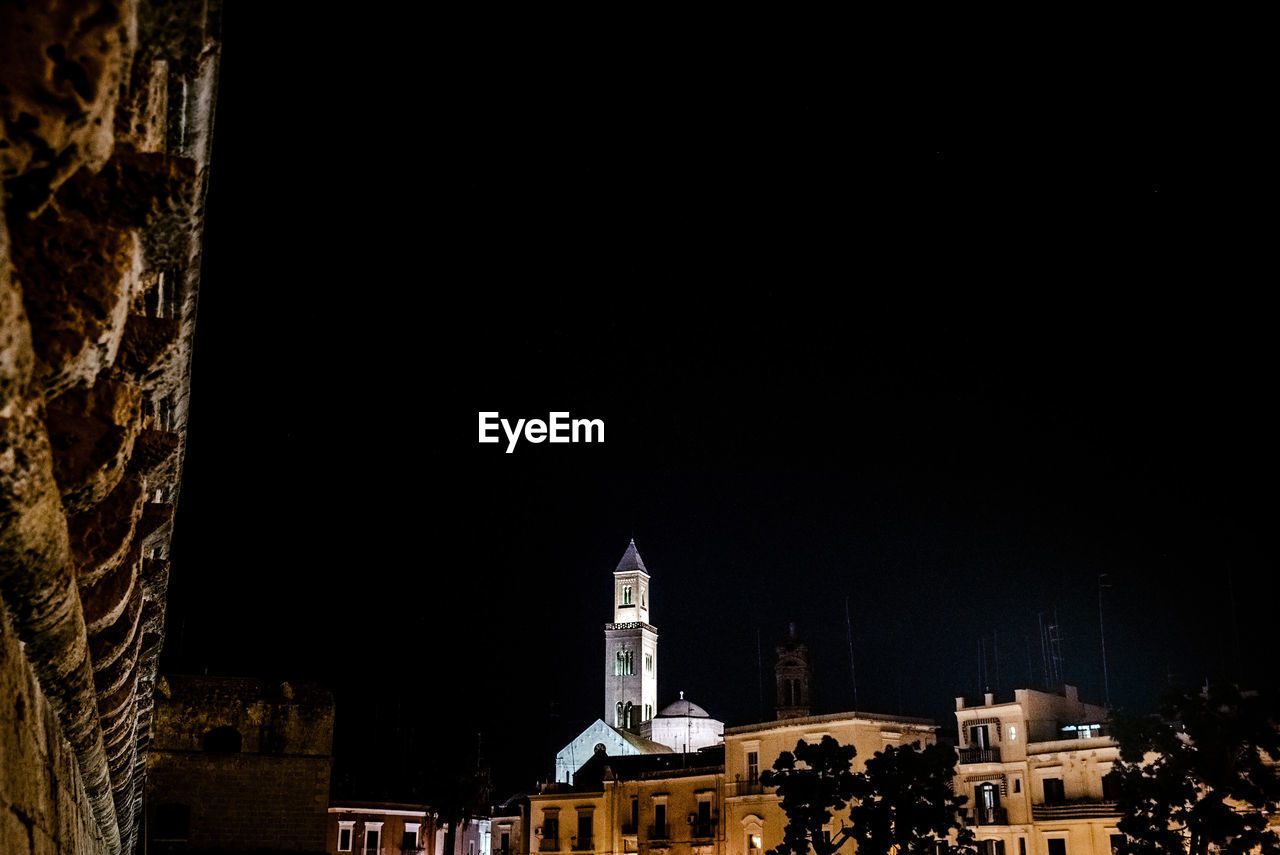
[162,17,1275,801]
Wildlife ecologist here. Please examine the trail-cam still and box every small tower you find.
[604,539,659,729]
[774,622,813,719]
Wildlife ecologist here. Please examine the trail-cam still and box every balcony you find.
[957,747,1001,764]
[572,836,593,851]
[539,839,560,852]
[692,823,716,840]
[649,825,669,840]
[728,780,768,797]
[403,849,428,855]
[971,807,1008,826]
[1032,800,1121,821]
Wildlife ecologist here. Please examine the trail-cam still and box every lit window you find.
[338,822,355,852]
[748,834,762,853]
[1008,725,1017,742]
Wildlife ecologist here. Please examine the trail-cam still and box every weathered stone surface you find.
[0,0,136,214]
[7,210,140,397]
[46,378,143,512]
[2,1,218,852]
[126,427,178,474]
[115,314,180,383]
[69,473,145,587]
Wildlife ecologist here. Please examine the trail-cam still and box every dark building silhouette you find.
[774,622,813,719]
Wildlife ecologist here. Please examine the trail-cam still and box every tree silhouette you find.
[847,741,975,855]
[1106,682,1280,855]
[761,736,974,855]
[761,736,860,855]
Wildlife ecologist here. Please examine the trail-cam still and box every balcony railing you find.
[692,822,716,839]
[972,807,1008,826]
[649,825,668,840]
[620,824,637,835]
[572,836,593,851]
[957,747,1002,764]
[539,839,560,852]
[728,780,768,796]
[403,849,428,855]
[1032,800,1121,821]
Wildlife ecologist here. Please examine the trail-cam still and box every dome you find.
[657,691,710,718]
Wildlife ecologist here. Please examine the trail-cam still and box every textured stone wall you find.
[0,2,221,854]
[147,675,335,854]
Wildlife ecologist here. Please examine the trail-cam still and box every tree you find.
[761,736,974,855]
[847,742,976,855]
[1106,682,1280,855]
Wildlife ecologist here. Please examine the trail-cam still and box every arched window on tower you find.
[623,585,633,605]
[616,702,624,726]
[626,651,634,675]
[623,702,633,728]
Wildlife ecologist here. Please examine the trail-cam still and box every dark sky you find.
[163,17,1275,800]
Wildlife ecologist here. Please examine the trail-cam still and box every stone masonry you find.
[1,2,221,854]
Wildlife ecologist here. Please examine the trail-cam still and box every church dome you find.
[657,692,710,718]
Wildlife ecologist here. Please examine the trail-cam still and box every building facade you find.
[723,711,939,855]
[328,803,434,855]
[145,675,335,854]
[954,686,1120,855]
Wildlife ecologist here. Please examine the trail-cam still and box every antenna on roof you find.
[845,597,858,713]
[1098,573,1112,707]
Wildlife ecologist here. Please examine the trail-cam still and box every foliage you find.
[761,736,860,855]
[761,736,974,855]
[1106,682,1280,855]
[847,742,976,855]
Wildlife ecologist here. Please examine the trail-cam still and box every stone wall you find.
[0,2,221,854]
[146,675,335,854]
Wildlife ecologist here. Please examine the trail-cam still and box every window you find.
[154,803,190,841]
[653,805,666,838]
[1043,778,1065,803]
[969,725,990,749]
[1046,839,1067,855]
[1009,725,1017,742]
[202,726,242,753]
[502,833,511,855]
[977,841,1005,855]
[630,798,639,831]
[644,704,652,721]
[614,650,633,675]
[645,653,653,673]
[1102,772,1117,801]
[577,812,593,850]
[616,702,624,726]
[641,586,646,606]
[1014,778,1021,793]
[338,822,356,852]
[365,822,383,854]
[747,833,762,853]
[623,585,633,605]
[1019,839,1026,855]
[404,822,421,850]
[695,801,712,837]
[747,751,759,783]
[545,817,559,845]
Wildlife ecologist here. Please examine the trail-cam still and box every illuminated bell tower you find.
[604,539,658,730]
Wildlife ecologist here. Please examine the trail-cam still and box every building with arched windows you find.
[555,541,726,786]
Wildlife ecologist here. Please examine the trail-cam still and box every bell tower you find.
[775,621,814,719]
[604,539,658,729]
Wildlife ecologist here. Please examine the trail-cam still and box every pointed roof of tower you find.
[614,538,648,574]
